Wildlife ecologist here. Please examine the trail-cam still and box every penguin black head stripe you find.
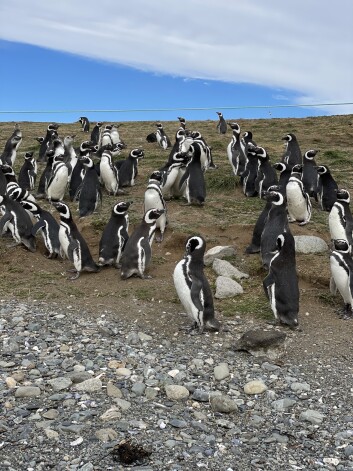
[145,208,165,224]
[333,239,350,253]
[185,235,204,255]
[113,201,133,215]
[53,201,71,219]
[336,188,350,203]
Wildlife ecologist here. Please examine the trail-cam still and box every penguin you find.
[79,116,90,132]
[273,162,292,195]
[155,123,171,150]
[317,165,338,211]
[179,131,214,171]
[179,142,206,206]
[0,128,22,166]
[98,201,132,268]
[53,201,100,279]
[110,124,121,145]
[260,188,289,270]
[6,181,36,204]
[69,141,94,201]
[173,235,221,333]
[302,149,319,199]
[227,122,247,176]
[263,232,299,328]
[281,133,302,167]
[245,185,281,254]
[329,189,353,249]
[146,132,157,143]
[1,164,17,184]
[18,152,37,191]
[144,170,167,242]
[0,166,7,195]
[63,135,77,166]
[99,149,121,195]
[46,155,69,202]
[241,145,259,197]
[0,194,36,252]
[77,156,102,217]
[216,111,227,134]
[99,124,113,149]
[286,164,312,225]
[36,150,54,199]
[91,122,102,146]
[253,146,278,198]
[177,116,186,130]
[20,200,62,258]
[165,128,187,167]
[38,123,59,162]
[120,208,165,279]
[116,148,144,187]
[241,131,257,156]
[330,239,353,319]
[159,152,189,200]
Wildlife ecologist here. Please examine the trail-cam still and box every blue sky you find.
[0,0,352,123]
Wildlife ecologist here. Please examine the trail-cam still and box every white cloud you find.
[1,0,352,113]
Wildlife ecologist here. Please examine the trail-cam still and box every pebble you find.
[299,409,325,424]
[74,377,102,392]
[116,368,132,378]
[15,386,41,398]
[100,407,122,421]
[47,377,73,391]
[243,380,267,395]
[95,428,118,442]
[165,385,190,400]
[210,395,238,414]
[106,382,123,398]
[214,363,230,381]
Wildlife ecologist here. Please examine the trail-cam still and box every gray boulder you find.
[215,276,243,299]
[204,246,236,266]
[294,236,328,254]
[212,259,249,280]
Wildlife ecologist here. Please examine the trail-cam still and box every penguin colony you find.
[0,112,350,333]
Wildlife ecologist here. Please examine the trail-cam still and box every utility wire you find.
[0,102,352,115]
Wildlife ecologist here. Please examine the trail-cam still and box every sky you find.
[0,0,352,124]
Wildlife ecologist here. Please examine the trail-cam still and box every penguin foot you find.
[67,270,80,281]
[298,220,309,226]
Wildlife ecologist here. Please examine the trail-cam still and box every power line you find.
[0,102,352,115]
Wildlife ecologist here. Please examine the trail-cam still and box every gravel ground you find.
[1,300,353,471]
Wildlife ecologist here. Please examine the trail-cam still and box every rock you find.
[44,428,59,441]
[5,377,17,389]
[74,377,102,392]
[42,409,59,420]
[290,382,311,392]
[116,368,132,378]
[192,390,210,402]
[145,387,158,400]
[15,386,41,398]
[294,235,328,254]
[204,246,236,266]
[47,377,72,391]
[113,398,131,411]
[170,418,187,428]
[165,385,190,401]
[131,382,146,396]
[271,398,297,411]
[215,276,243,299]
[95,428,118,442]
[244,380,267,395]
[68,372,92,384]
[108,360,125,369]
[234,329,287,358]
[299,409,325,424]
[106,382,123,398]
[138,332,152,341]
[212,259,249,280]
[210,395,237,414]
[100,407,122,421]
[214,363,230,381]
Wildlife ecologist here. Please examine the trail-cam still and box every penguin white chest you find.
[173,260,201,322]
[286,180,310,223]
[330,255,352,305]
[329,205,346,241]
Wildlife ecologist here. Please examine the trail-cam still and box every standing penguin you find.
[173,235,221,333]
[241,145,259,197]
[281,133,302,167]
[227,123,247,177]
[77,156,102,217]
[0,194,36,252]
[99,149,121,195]
[330,239,353,319]
[317,165,338,211]
[273,162,292,195]
[46,155,69,202]
[79,117,90,132]
[54,201,100,279]
[120,208,165,279]
[159,151,189,200]
[91,122,102,146]
[302,149,319,199]
[38,124,59,162]
[179,142,206,206]
[36,151,54,199]
[329,189,353,250]
[18,152,37,191]
[20,200,62,259]
[144,170,167,242]
[241,131,257,156]
[286,164,312,225]
[69,141,94,201]
[116,148,144,187]
[263,232,299,328]
[0,129,22,166]
[216,111,227,134]
[98,201,132,268]
[155,123,171,150]
[253,146,278,198]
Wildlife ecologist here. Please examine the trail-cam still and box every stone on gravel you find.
[113,398,131,411]
[214,363,230,381]
[210,395,237,414]
[234,329,287,358]
[165,385,190,401]
[44,428,59,441]
[299,409,325,424]
[15,386,41,398]
[5,377,17,389]
[95,428,118,442]
[204,246,236,266]
[244,380,267,395]
[290,382,311,392]
[192,389,210,402]
[212,259,249,280]
[100,407,122,421]
[215,276,243,299]
[116,368,132,378]
[294,235,328,254]
[47,377,73,391]
[106,382,123,398]
[271,398,297,411]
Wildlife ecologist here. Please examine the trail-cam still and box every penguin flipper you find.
[73,183,83,202]
[329,276,337,295]
[190,277,204,312]
[179,167,190,190]
[0,212,13,235]
[263,273,275,299]
[32,220,45,236]
[67,238,79,264]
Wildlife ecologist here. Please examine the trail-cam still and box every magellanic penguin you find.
[240,131,257,156]
[273,162,292,195]
[116,148,144,187]
[38,124,59,162]
[0,126,22,166]
[77,156,102,218]
[216,111,227,134]
[302,149,319,200]
[179,131,215,171]
[79,116,90,132]
[144,170,168,242]
[120,208,165,279]
[179,142,206,206]
[253,146,278,198]
[241,145,259,197]
[99,149,121,195]
[330,239,353,319]
[159,151,189,200]
[20,200,63,259]
[46,155,69,202]
[6,181,36,205]
[98,201,132,268]
[54,201,100,280]
[317,165,338,211]
[260,188,290,270]
[0,194,36,252]
[286,164,312,225]
[281,133,302,167]
[227,123,247,177]
[155,123,171,150]
[69,141,94,201]
[18,152,37,191]
[91,122,102,146]
[263,232,299,328]
[329,189,353,250]
[173,235,221,334]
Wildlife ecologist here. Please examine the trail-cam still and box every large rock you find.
[212,259,249,280]
[233,329,287,359]
[215,276,243,299]
[294,236,328,254]
[204,246,236,266]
